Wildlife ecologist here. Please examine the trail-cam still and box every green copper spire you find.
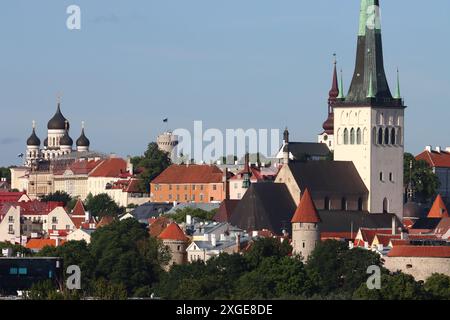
[367,72,374,98]
[394,68,401,99]
[338,69,345,99]
[358,0,368,36]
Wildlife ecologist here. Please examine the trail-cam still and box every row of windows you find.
[154,184,218,191]
[9,267,28,275]
[340,128,364,145]
[380,172,395,183]
[323,197,364,211]
[374,127,402,146]
[162,194,215,202]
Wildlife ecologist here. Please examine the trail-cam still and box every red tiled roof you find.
[89,158,128,178]
[26,239,64,250]
[54,159,102,176]
[151,164,223,184]
[72,200,86,216]
[149,217,171,238]
[428,194,449,218]
[0,200,63,216]
[110,178,143,193]
[291,189,321,223]
[158,223,188,241]
[374,234,401,247]
[435,217,450,236]
[0,192,27,203]
[416,150,450,168]
[388,246,450,258]
[357,228,395,245]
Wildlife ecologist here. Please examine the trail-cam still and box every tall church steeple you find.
[346,0,395,104]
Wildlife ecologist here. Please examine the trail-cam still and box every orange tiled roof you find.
[151,164,223,184]
[158,223,188,241]
[26,239,64,250]
[89,158,128,178]
[72,199,86,216]
[149,216,171,237]
[291,188,321,223]
[428,195,449,218]
[388,245,450,258]
[416,150,450,168]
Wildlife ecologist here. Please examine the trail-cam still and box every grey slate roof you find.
[230,183,296,235]
[166,203,220,215]
[317,211,402,234]
[131,202,174,223]
[288,161,368,196]
[288,142,331,160]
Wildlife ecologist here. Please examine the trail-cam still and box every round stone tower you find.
[157,131,179,155]
[291,188,321,262]
[158,222,188,269]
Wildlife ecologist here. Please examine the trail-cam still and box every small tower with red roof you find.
[158,222,189,269]
[428,194,449,218]
[291,188,321,261]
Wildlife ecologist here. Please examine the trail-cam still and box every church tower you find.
[333,0,405,217]
[291,188,321,262]
[26,121,41,166]
[318,56,340,151]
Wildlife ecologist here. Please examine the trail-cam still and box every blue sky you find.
[0,0,449,166]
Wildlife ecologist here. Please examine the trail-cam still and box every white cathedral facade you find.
[26,102,90,166]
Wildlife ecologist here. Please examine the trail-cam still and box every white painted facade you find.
[0,206,21,243]
[333,107,404,217]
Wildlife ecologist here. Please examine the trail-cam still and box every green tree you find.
[305,240,382,297]
[235,256,307,299]
[424,273,450,300]
[404,153,440,202]
[353,272,429,300]
[85,193,125,218]
[0,242,33,257]
[89,219,169,295]
[40,191,72,207]
[244,238,292,269]
[37,240,95,291]
[166,207,218,224]
[132,142,171,192]
[91,278,128,300]
[0,167,11,181]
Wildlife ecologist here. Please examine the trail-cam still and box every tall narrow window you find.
[356,128,362,144]
[341,197,347,211]
[344,129,349,145]
[378,128,383,144]
[324,197,330,210]
[390,128,396,145]
[350,128,355,145]
[383,198,389,213]
[358,197,363,211]
[384,128,389,145]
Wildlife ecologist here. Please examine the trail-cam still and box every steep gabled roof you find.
[230,183,296,235]
[287,161,368,196]
[89,158,128,178]
[213,199,240,223]
[416,150,450,168]
[291,188,321,223]
[151,164,223,184]
[72,199,86,216]
[428,194,449,218]
[159,223,188,242]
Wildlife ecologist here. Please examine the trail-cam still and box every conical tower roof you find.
[428,194,449,218]
[291,188,321,223]
[159,223,188,241]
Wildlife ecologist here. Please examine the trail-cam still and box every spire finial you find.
[57,92,62,105]
[32,120,36,130]
[394,68,401,99]
[333,52,337,65]
[81,121,85,130]
[338,69,345,99]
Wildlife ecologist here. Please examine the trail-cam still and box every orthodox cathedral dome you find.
[27,127,41,146]
[60,131,73,146]
[76,128,90,147]
[48,103,69,130]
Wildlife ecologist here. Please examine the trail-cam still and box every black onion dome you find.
[60,131,73,146]
[27,128,41,146]
[403,201,424,219]
[47,103,69,130]
[76,128,90,147]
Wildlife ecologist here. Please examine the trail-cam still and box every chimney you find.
[127,156,134,175]
[391,215,396,235]
[55,237,60,247]
[211,234,217,247]
[223,168,229,200]
[425,146,432,152]
[435,146,441,153]
[203,233,209,241]
[186,214,192,226]
[236,234,241,253]
[85,210,90,223]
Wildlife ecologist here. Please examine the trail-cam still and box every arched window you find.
[350,128,355,145]
[390,128,396,145]
[384,128,389,145]
[356,128,362,145]
[383,198,389,213]
[344,129,349,145]
[341,197,347,211]
[358,197,364,211]
[324,197,330,210]
[378,128,383,145]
